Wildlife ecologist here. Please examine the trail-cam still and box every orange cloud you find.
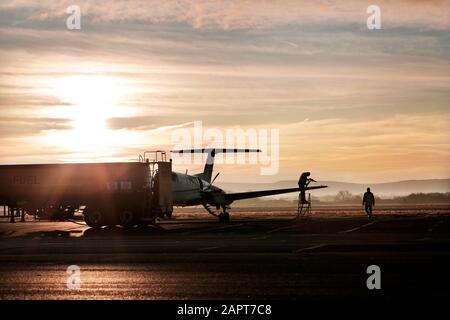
[1,0,449,29]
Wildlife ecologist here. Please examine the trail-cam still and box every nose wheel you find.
[218,206,230,223]
[202,203,231,223]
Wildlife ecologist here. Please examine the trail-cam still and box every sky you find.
[0,0,449,183]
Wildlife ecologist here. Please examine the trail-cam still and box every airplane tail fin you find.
[170,148,261,183]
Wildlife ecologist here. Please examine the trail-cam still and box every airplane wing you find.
[224,185,328,202]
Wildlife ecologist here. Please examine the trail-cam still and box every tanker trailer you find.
[0,162,153,228]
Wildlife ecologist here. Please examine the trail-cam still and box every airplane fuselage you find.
[171,172,227,207]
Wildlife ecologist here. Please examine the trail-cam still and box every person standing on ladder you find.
[298,172,316,205]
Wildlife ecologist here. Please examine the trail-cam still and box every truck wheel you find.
[84,209,104,228]
[63,208,75,219]
[47,206,64,220]
[119,210,136,228]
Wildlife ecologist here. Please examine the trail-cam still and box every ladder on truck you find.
[139,151,173,221]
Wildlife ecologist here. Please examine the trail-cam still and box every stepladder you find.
[297,193,312,220]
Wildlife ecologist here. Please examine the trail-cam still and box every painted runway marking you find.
[183,223,245,235]
[197,246,223,252]
[293,244,327,253]
[252,236,269,240]
[213,223,245,231]
[339,221,376,234]
[266,224,299,234]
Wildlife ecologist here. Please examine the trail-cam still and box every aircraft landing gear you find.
[218,206,230,223]
[202,203,230,223]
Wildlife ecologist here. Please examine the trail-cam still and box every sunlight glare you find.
[47,75,132,153]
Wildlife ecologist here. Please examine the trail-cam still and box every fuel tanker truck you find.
[0,151,173,228]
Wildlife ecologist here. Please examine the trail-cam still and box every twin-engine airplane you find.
[169,148,328,222]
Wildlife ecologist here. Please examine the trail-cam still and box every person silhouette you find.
[298,172,316,205]
[9,207,16,223]
[362,187,375,219]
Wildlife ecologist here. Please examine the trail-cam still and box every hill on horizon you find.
[215,178,450,198]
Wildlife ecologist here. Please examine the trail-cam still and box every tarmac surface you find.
[0,207,449,300]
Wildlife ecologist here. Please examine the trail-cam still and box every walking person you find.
[9,207,16,223]
[362,187,375,219]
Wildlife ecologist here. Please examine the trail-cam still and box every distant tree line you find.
[233,192,450,207]
[328,191,450,204]
[393,192,450,204]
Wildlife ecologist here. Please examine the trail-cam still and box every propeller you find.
[211,172,220,185]
[199,172,220,193]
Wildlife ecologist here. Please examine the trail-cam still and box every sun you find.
[46,75,131,153]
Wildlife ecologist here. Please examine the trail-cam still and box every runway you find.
[0,207,449,299]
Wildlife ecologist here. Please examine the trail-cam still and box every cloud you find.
[1,0,449,30]
[107,116,193,131]
[0,116,72,138]
[279,114,450,181]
